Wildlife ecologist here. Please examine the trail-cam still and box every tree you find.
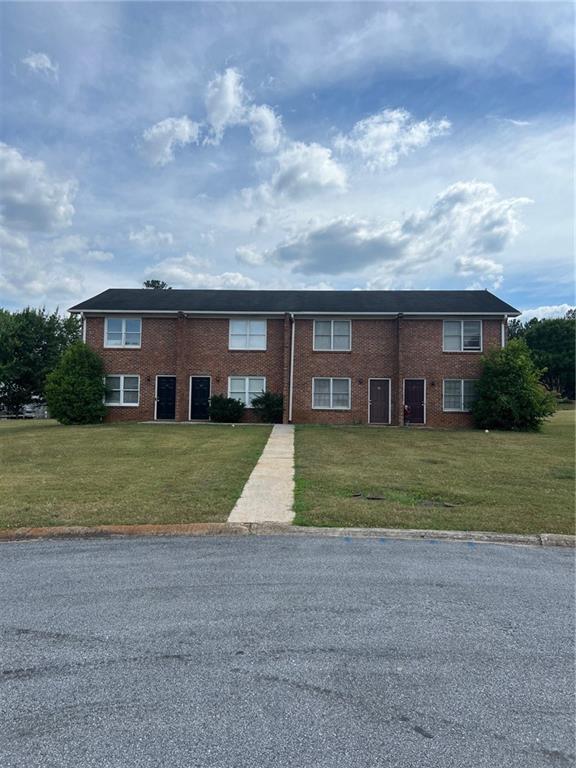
[143,279,172,290]
[472,339,556,431]
[45,343,106,425]
[251,391,284,423]
[523,315,575,399]
[0,308,82,413]
[507,318,525,340]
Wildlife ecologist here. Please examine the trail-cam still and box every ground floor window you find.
[312,377,351,410]
[443,379,477,412]
[105,375,140,406]
[228,376,266,407]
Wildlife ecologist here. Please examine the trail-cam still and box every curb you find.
[249,524,575,548]
[0,522,573,548]
[0,522,249,542]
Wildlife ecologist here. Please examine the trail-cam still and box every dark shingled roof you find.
[69,289,520,315]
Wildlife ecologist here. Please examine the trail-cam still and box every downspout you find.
[81,312,86,343]
[501,314,507,347]
[288,313,295,423]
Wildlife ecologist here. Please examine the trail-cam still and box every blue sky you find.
[0,1,573,318]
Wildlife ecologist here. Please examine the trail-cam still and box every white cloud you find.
[518,304,574,322]
[455,255,503,289]
[235,244,265,266]
[246,141,347,204]
[22,51,59,80]
[254,180,530,288]
[84,249,114,263]
[0,226,83,300]
[141,116,200,166]
[334,108,450,170]
[205,68,247,144]
[0,143,76,232]
[129,224,174,247]
[146,254,256,288]
[247,104,283,153]
[204,68,283,152]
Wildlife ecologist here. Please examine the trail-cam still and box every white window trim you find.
[227,376,266,408]
[104,317,142,349]
[442,379,477,412]
[367,378,392,425]
[313,319,352,352]
[312,377,352,410]
[104,374,140,407]
[442,319,482,353]
[228,319,268,351]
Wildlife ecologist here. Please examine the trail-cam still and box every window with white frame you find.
[312,378,351,409]
[105,375,140,406]
[229,319,267,350]
[314,320,351,351]
[443,320,482,351]
[228,376,266,407]
[443,379,477,412]
[105,317,142,347]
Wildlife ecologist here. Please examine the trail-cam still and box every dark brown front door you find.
[404,379,425,424]
[369,379,390,424]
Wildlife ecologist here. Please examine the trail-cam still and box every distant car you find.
[22,402,48,419]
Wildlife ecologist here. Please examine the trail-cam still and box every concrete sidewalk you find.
[227,424,295,523]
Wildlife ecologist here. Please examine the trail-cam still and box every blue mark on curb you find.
[379,537,387,543]
[467,541,477,550]
[427,539,438,544]
[344,536,353,544]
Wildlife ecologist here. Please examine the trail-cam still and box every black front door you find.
[369,379,390,424]
[404,379,425,425]
[190,377,210,420]
[156,376,176,420]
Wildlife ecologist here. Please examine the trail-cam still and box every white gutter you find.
[288,313,295,423]
[70,309,520,317]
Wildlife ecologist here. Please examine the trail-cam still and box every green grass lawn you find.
[294,409,575,534]
[0,421,271,529]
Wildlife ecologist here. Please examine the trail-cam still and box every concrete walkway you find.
[227,424,295,523]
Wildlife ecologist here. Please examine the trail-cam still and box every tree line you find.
[508,310,575,399]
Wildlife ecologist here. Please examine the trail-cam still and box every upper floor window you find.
[314,320,351,351]
[105,375,140,406]
[443,379,477,412]
[443,320,482,352]
[228,376,266,407]
[312,377,351,410]
[105,317,141,348]
[229,319,267,350]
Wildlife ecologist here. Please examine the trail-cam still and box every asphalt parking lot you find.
[1,535,574,768]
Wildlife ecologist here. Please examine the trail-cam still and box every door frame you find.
[188,375,212,421]
[367,377,391,425]
[402,378,427,425]
[154,375,177,421]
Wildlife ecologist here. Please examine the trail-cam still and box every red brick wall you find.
[85,314,504,427]
[397,318,502,428]
[290,318,398,425]
[86,315,284,423]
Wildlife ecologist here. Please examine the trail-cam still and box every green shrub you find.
[208,394,245,422]
[45,342,107,425]
[472,339,556,431]
[251,391,284,423]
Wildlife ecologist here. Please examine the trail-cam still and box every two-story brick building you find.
[69,289,520,427]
